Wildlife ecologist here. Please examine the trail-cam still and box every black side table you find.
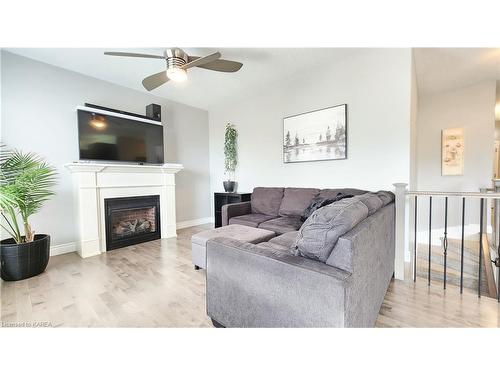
[214,192,251,228]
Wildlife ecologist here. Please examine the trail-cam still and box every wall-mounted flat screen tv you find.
[77,107,164,164]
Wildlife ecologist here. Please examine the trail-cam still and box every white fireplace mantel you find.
[65,162,183,258]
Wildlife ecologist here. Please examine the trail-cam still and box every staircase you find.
[416,237,493,297]
[394,184,500,302]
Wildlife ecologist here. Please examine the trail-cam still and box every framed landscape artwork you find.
[283,104,347,163]
[441,127,464,176]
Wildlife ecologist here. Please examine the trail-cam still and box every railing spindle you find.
[414,196,418,283]
[478,198,484,298]
[497,239,500,303]
[460,197,465,294]
[428,196,432,286]
[443,197,448,290]
[498,260,500,303]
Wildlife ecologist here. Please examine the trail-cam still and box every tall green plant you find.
[224,123,238,179]
[0,147,57,243]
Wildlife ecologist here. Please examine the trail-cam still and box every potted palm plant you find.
[0,147,57,281]
[223,123,238,192]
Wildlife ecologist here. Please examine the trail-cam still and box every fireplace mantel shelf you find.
[65,162,183,174]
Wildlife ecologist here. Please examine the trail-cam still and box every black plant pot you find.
[1,234,50,281]
[223,181,236,193]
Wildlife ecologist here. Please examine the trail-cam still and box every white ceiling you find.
[413,48,500,95]
[6,48,359,111]
[7,48,500,112]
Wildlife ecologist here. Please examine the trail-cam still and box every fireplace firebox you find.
[104,195,161,251]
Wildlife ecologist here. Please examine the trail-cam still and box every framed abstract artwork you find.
[283,104,347,163]
[441,127,464,176]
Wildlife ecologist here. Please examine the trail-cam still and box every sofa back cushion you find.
[251,187,284,216]
[356,193,383,215]
[376,191,395,206]
[293,197,369,263]
[278,188,320,217]
[318,188,367,200]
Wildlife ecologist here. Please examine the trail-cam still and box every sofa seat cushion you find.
[268,231,299,250]
[294,197,369,263]
[251,187,284,216]
[229,213,277,228]
[278,188,320,217]
[258,216,303,235]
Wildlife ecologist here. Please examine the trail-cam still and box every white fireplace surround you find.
[65,162,183,258]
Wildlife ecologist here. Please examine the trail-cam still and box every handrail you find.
[406,191,500,198]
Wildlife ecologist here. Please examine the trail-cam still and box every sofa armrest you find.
[206,237,350,327]
[221,201,251,226]
[337,203,395,327]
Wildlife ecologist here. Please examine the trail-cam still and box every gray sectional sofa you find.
[207,187,395,328]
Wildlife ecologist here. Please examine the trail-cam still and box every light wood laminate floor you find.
[1,224,499,327]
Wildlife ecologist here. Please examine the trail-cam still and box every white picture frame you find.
[441,127,464,176]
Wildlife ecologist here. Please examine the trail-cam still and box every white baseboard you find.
[176,217,214,230]
[50,242,77,256]
[49,218,214,256]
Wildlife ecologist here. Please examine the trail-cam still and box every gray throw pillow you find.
[293,197,369,263]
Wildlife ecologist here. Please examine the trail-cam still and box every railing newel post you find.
[393,183,408,281]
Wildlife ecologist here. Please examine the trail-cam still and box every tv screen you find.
[78,108,164,164]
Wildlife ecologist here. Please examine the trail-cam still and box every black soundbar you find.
[84,103,159,121]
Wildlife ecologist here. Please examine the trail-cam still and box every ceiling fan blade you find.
[105,51,164,59]
[142,71,169,91]
[182,52,221,70]
[195,59,243,73]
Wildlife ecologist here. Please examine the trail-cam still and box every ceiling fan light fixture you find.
[105,48,242,91]
[166,67,187,82]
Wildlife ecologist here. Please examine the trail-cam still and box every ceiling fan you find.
[104,48,243,91]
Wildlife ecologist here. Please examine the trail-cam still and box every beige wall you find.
[1,51,211,246]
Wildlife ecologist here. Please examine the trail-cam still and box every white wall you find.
[415,80,497,241]
[209,49,413,206]
[410,52,419,189]
[0,51,211,247]
[417,81,496,193]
